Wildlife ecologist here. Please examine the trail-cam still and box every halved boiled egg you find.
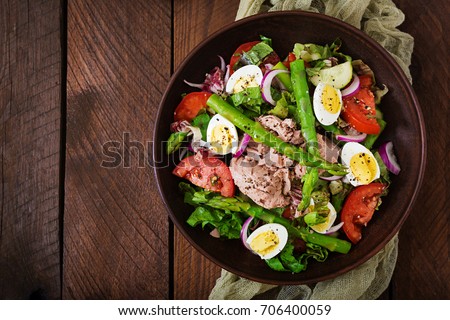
[313,82,343,125]
[225,65,263,94]
[341,142,380,186]
[206,114,239,155]
[305,199,338,234]
[246,223,288,260]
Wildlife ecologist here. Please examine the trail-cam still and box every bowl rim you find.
[153,10,427,284]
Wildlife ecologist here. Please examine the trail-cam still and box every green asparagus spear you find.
[272,61,293,92]
[321,123,345,136]
[189,189,351,254]
[206,94,347,175]
[290,59,323,210]
[290,59,320,157]
[298,167,319,211]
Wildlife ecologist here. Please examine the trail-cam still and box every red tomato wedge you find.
[358,74,374,88]
[341,87,380,134]
[229,41,260,75]
[282,52,297,69]
[173,92,212,122]
[340,183,386,244]
[173,154,235,197]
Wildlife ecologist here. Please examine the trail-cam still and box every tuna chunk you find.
[230,116,340,209]
[317,133,341,163]
[245,140,293,168]
[230,156,290,209]
[257,115,303,145]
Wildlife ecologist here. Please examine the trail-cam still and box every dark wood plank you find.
[64,0,171,299]
[172,0,239,299]
[0,0,62,299]
[390,0,449,299]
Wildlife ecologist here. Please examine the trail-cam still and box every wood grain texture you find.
[0,0,447,301]
[0,0,62,299]
[172,0,239,299]
[390,0,449,299]
[64,0,171,299]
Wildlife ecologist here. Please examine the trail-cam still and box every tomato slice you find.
[229,41,260,75]
[173,92,212,122]
[341,87,380,134]
[173,154,235,197]
[282,52,296,69]
[340,183,385,244]
[358,74,374,88]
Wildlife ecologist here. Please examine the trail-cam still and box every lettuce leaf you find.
[293,43,332,62]
[229,86,265,114]
[242,42,273,65]
[166,131,188,155]
[186,206,243,239]
[265,241,329,273]
[268,91,293,118]
[191,112,210,139]
[180,182,245,239]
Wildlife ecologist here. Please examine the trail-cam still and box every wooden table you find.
[0,0,448,299]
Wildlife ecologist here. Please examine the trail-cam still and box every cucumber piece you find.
[309,61,353,89]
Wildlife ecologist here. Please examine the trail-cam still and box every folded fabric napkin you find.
[209,0,414,300]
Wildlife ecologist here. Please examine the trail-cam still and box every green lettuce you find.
[191,112,210,139]
[293,43,332,62]
[166,131,187,154]
[265,242,329,273]
[229,86,265,115]
[186,206,243,240]
[242,42,273,65]
[179,182,244,239]
[268,91,294,118]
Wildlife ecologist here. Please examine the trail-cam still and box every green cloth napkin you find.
[209,0,414,300]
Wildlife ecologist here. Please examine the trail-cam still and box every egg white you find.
[341,142,380,186]
[246,223,288,260]
[313,82,343,125]
[206,114,239,155]
[225,65,263,94]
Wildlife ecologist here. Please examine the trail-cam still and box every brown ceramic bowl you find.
[153,11,426,284]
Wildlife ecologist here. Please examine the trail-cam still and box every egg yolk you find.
[249,230,279,256]
[233,75,259,93]
[321,84,341,114]
[209,125,234,154]
[350,152,378,184]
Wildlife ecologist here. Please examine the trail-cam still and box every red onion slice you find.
[218,55,226,73]
[178,146,188,161]
[260,69,290,106]
[325,222,344,234]
[183,79,205,90]
[189,139,210,153]
[233,133,251,158]
[341,74,360,97]
[240,217,254,250]
[319,175,343,181]
[336,132,367,142]
[224,65,230,85]
[378,141,401,175]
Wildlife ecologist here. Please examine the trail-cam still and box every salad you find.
[166,36,401,273]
